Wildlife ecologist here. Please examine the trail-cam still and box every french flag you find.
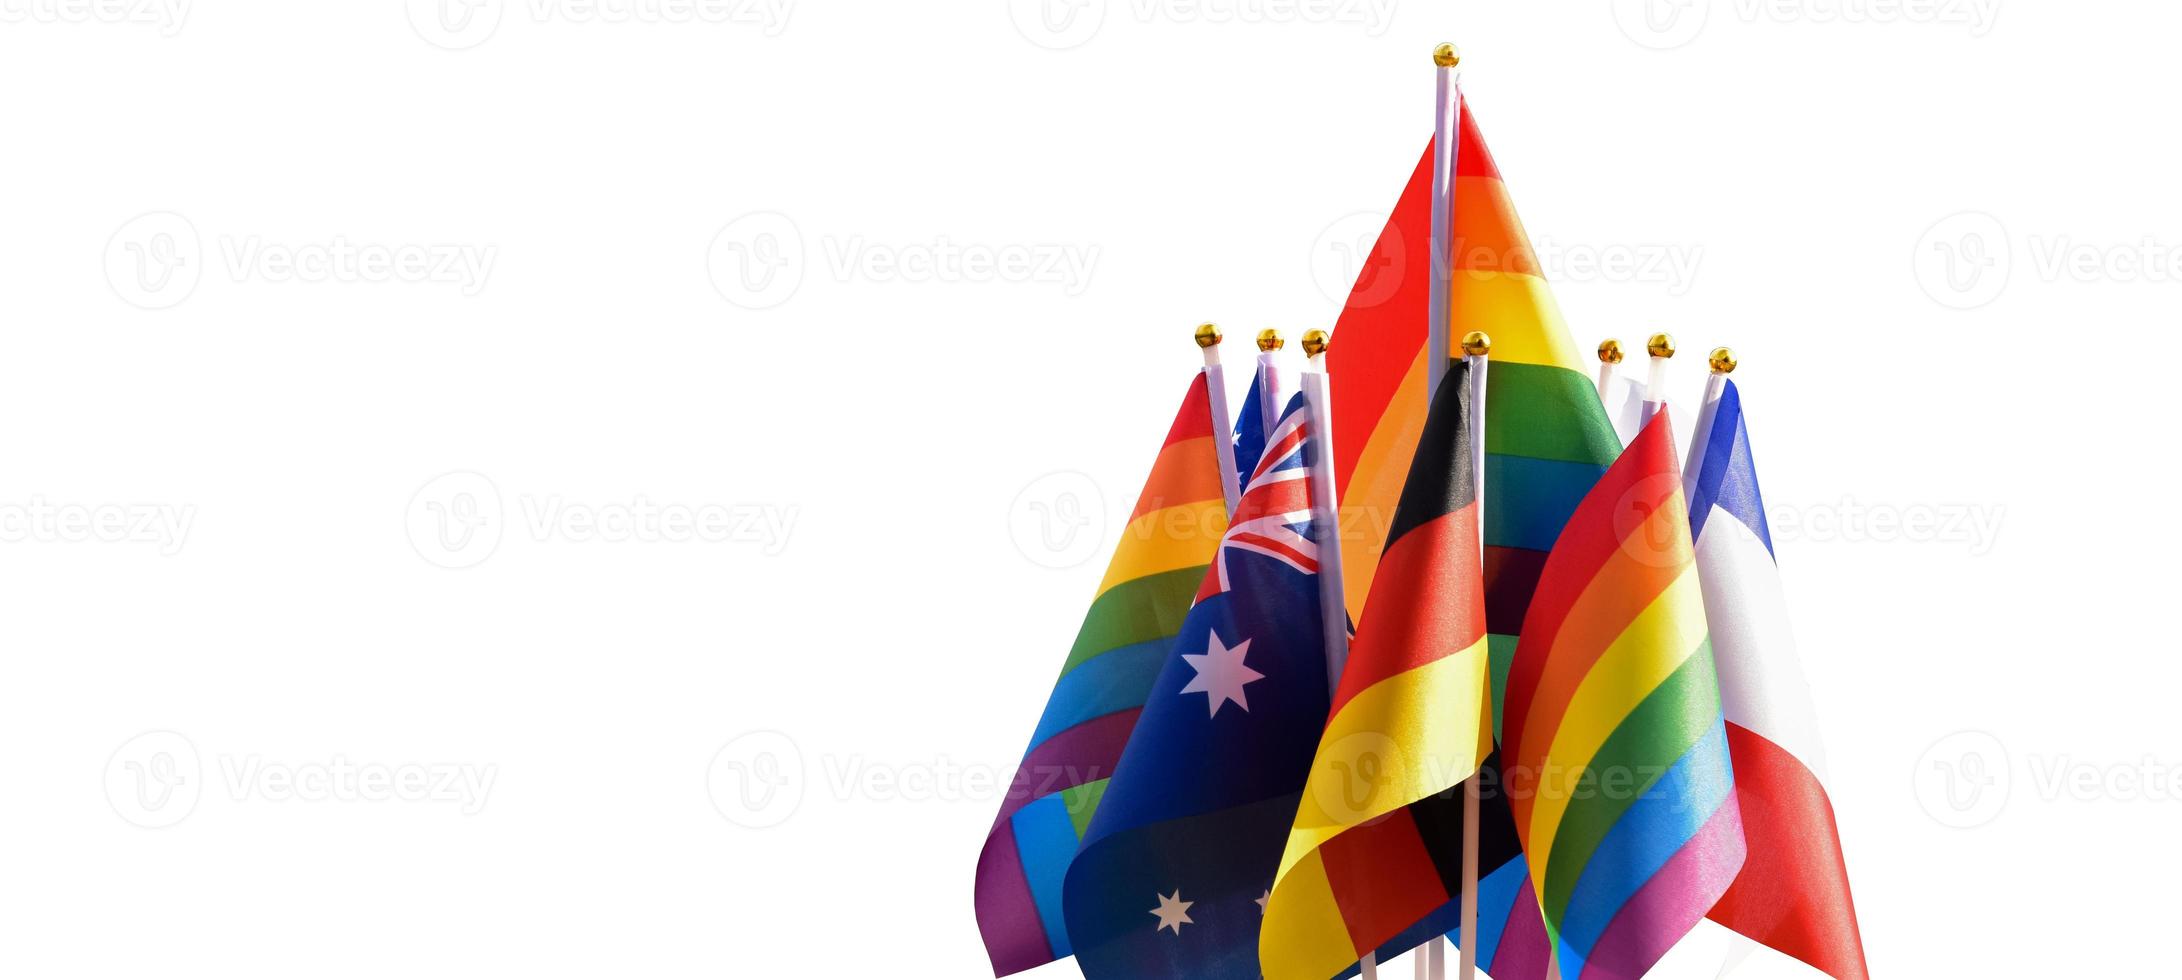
[1683,372,1871,980]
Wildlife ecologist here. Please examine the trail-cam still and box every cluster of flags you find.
[975,93,1867,980]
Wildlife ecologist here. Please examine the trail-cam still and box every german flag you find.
[1261,359,1507,980]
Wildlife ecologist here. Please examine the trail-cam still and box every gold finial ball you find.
[1194,322,1222,348]
[1647,333,1676,358]
[1597,338,1625,364]
[1460,330,1491,356]
[1433,42,1460,68]
[1256,329,1284,352]
[1709,347,1738,374]
[1300,329,1329,358]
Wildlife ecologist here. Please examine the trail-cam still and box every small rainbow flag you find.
[974,371,1230,977]
[1500,410,1747,978]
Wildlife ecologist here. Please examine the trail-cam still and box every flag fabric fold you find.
[1500,410,1746,980]
[1687,378,1870,980]
[975,372,1230,977]
[1061,395,1334,979]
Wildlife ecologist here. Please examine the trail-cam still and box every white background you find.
[1,1,2173,977]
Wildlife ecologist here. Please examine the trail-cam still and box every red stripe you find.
[1162,371,1214,448]
[1454,96,1503,181]
[1708,723,1871,980]
[1327,146,1432,493]
[1227,532,1313,568]
[1320,810,1451,956]
[1330,504,1484,716]
[1235,478,1310,523]
[1499,413,1678,760]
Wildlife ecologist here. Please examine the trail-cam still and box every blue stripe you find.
[1688,380,1774,554]
[1011,793,1083,960]
[1485,453,1608,553]
[1554,720,1735,962]
[1232,367,1267,498]
[1028,639,1171,747]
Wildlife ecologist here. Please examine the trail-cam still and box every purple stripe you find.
[988,708,1140,829]
[975,709,1141,976]
[1489,876,1553,979]
[974,821,1053,976]
[1577,791,1747,980]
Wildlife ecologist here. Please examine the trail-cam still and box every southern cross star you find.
[1179,633,1264,718]
[1150,890,1195,935]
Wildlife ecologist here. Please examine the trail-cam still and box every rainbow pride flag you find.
[1304,100,1622,974]
[974,371,1230,977]
[1500,411,1747,978]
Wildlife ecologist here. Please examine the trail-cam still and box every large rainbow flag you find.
[1500,411,1747,978]
[1285,99,1623,973]
[974,371,1230,976]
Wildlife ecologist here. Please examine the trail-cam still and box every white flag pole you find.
[1302,326,1374,980]
[1451,332,1495,980]
[1683,348,1735,500]
[1638,333,1675,428]
[1595,338,1625,405]
[1256,329,1288,444]
[1427,42,1463,398]
[1424,41,1466,980]
[1197,323,1243,517]
[1299,330,1352,695]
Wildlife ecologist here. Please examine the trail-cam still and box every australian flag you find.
[1061,394,1333,979]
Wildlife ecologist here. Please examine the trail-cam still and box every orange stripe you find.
[1128,434,1224,522]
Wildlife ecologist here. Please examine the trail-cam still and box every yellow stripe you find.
[1095,497,1227,594]
[1337,347,1428,617]
[1259,849,1356,980]
[1447,268,1585,372]
[1286,638,1491,843]
[1262,644,1490,978]
[1522,567,1709,870]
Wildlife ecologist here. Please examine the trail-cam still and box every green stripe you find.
[1538,641,1721,922]
[1484,361,1621,467]
[1489,633,1518,744]
[1059,564,1206,676]
[1062,778,1109,838]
